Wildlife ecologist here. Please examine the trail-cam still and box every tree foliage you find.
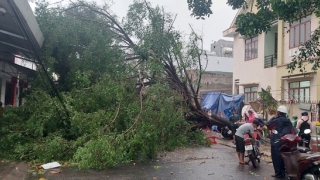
[0,0,232,169]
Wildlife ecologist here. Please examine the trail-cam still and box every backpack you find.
[299,119,310,133]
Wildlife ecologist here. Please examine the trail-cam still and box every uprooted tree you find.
[0,0,230,169]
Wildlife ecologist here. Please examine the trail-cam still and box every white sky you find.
[29,0,237,50]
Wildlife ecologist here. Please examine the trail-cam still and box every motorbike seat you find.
[281,151,301,175]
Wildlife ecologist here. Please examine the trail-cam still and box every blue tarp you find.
[201,92,245,118]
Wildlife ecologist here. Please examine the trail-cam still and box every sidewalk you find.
[0,161,28,180]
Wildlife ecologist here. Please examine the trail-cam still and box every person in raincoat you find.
[267,105,295,178]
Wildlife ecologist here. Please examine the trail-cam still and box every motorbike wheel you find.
[249,154,257,168]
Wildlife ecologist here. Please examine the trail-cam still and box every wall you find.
[199,71,233,96]
[277,13,320,101]
[232,32,277,97]
[264,26,277,57]
[200,55,233,73]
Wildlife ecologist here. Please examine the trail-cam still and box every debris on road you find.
[41,162,61,170]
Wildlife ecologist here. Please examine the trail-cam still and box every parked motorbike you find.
[220,126,234,140]
[244,131,261,168]
[273,129,320,180]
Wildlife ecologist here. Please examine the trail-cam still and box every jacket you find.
[267,115,294,146]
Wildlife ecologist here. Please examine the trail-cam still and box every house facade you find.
[0,0,43,106]
[223,0,319,106]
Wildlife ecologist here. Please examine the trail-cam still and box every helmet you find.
[277,105,288,114]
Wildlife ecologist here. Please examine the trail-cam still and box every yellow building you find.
[223,0,319,117]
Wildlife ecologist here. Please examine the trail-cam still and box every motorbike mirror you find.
[272,130,278,134]
[304,129,311,134]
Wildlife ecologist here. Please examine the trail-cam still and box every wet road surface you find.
[26,144,281,180]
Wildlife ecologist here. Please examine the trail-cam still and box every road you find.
[26,143,281,180]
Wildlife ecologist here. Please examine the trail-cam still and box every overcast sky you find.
[29,0,237,50]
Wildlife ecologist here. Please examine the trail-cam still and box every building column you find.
[10,77,17,106]
[277,20,285,100]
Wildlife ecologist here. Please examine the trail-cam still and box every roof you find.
[0,0,44,58]
[223,0,254,37]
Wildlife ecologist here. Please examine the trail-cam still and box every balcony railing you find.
[264,54,277,68]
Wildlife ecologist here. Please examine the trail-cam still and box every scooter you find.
[273,129,320,180]
[220,126,235,140]
[244,132,261,168]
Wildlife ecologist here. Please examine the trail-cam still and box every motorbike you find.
[244,130,261,168]
[220,125,236,140]
[273,129,320,180]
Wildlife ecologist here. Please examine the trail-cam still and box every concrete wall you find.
[199,71,233,96]
[200,55,233,73]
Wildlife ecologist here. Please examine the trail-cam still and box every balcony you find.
[264,24,278,68]
[264,54,277,68]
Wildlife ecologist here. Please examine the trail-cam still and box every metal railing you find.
[264,54,277,68]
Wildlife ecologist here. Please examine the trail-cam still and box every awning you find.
[0,0,44,58]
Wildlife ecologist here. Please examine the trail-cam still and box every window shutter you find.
[300,23,305,44]
[289,28,295,48]
[306,21,311,41]
[294,26,300,47]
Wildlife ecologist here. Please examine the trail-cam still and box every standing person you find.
[229,108,240,144]
[296,112,311,148]
[290,115,298,127]
[267,105,294,178]
[234,120,260,164]
[246,110,256,123]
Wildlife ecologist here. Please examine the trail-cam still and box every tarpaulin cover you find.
[201,92,245,118]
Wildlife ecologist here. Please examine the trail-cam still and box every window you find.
[244,87,258,103]
[289,81,310,102]
[245,37,258,60]
[289,15,311,48]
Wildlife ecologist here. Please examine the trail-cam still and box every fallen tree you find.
[0,0,230,169]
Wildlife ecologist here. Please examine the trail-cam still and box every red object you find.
[207,136,217,144]
[279,133,320,179]
[244,131,258,139]
[10,77,17,106]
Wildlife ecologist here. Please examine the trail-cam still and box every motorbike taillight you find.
[244,140,252,145]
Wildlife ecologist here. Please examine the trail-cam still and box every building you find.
[190,51,233,97]
[223,0,320,119]
[210,39,233,58]
[0,0,43,106]
[223,0,320,117]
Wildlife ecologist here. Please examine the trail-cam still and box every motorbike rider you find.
[234,120,259,164]
[296,112,312,148]
[267,105,295,178]
[229,108,240,144]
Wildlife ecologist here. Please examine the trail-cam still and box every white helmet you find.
[277,105,288,114]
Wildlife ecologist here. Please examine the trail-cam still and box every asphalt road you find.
[26,144,281,180]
